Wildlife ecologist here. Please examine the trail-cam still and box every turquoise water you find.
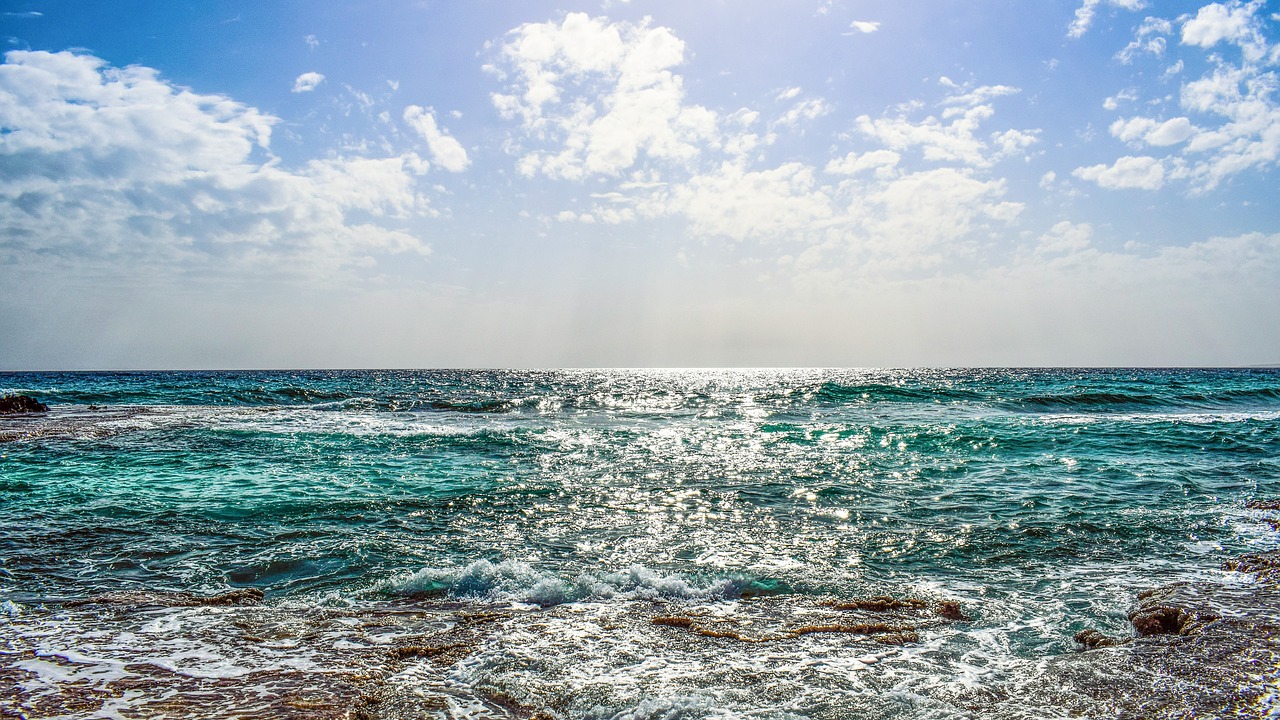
[2,369,1279,718]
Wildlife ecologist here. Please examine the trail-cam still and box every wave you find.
[1009,386,1280,413]
[813,382,981,405]
[7,371,1279,422]
[382,560,792,607]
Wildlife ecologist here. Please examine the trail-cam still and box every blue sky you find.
[2,0,1278,368]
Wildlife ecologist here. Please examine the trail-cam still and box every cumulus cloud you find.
[403,106,469,172]
[1181,1,1265,58]
[855,80,1035,168]
[1090,1,1280,191]
[1068,0,1148,38]
[489,13,719,179]
[486,16,1031,277]
[665,162,834,242]
[1072,155,1165,189]
[0,51,434,274]
[849,21,880,34]
[1109,116,1199,146]
[1116,17,1173,63]
[824,150,900,177]
[1037,221,1094,256]
[292,71,325,93]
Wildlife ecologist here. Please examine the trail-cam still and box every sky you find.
[1,0,1279,369]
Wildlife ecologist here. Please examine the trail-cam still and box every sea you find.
[1,368,1278,719]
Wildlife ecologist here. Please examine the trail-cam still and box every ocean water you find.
[1,368,1278,719]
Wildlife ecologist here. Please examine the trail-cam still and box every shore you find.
[5,534,1279,719]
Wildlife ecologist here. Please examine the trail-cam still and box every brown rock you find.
[1074,629,1124,649]
[65,587,264,607]
[936,601,971,621]
[1129,605,1188,636]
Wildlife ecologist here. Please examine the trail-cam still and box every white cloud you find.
[858,168,1021,262]
[1111,115,1202,148]
[849,21,880,34]
[304,34,319,50]
[292,71,325,93]
[1145,117,1198,146]
[855,82,1034,168]
[1103,87,1139,110]
[824,150,900,177]
[939,80,1020,107]
[0,51,433,274]
[1109,116,1158,142]
[1181,1,1264,58]
[1087,2,1280,192]
[1068,0,1147,38]
[489,13,718,180]
[664,162,833,242]
[1116,17,1172,63]
[774,97,829,128]
[1072,155,1165,189]
[403,105,470,172]
[1037,220,1094,256]
[486,16,1029,277]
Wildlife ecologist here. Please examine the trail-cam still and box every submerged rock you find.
[0,394,48,414]
[65,588,265,607]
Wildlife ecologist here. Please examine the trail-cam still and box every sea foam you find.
[384,560,787,606]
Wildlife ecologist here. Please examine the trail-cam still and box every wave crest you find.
[383,560,790,607]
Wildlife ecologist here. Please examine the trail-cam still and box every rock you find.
[1129,605,1187,636]
[65,587,265,608]
[1074,629,1124,649]
[0,394,48,414]
[1223,551,1280,581]
[936,601,971,621]
[1245,499,1280,511]
[1127,591,1220,637]
[829,596,928,612]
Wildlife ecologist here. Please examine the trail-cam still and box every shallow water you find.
[2,369,1279,718]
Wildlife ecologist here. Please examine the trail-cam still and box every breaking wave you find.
[382,560,792,607]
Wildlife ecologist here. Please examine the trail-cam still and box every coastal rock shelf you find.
[4,570,1278,719]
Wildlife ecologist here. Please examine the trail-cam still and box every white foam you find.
[385,560,771,607]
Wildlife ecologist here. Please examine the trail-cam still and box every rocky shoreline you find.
[2,504,1278,719]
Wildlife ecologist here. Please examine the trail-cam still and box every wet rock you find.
[1073,629,1124,649]
[829,596,928,612]
[387,643,468,662]
[65,588,265,608]
[1245,499,1280,511]
[936,601,971,621]
[0,394,48,414]
[1223,551,1280,578]
[1128,605,1187,636]
[1128,588,1220,637]
[651,612,919,644]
